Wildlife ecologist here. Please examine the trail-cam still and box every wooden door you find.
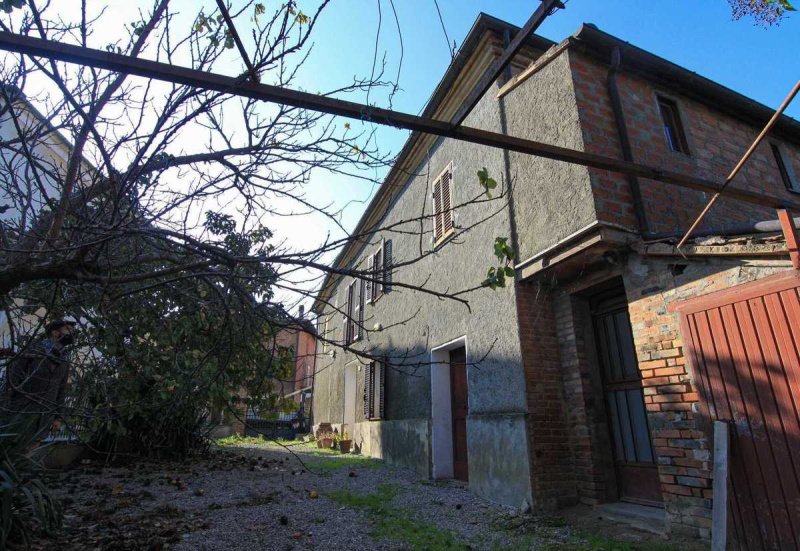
[677,272,800,550]
[593,293,662,505]
[449,346,469,482]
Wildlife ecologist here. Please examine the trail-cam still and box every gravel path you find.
[35,438,682,550]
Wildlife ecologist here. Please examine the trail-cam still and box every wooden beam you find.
[778,208,800,269]
[2,31,800,212]
[449,0,563,126]
[712,420,730,551]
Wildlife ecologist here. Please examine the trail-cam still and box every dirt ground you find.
[32,437,703,550]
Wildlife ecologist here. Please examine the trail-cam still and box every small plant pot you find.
[316,439,322,448]
[339,439,352,454]
[321,438,333,449]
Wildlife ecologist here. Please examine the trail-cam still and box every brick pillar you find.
[552,293,618,504]
[625,272,713,540]
[516,280,577,510]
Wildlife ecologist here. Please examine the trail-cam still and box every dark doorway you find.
[449,346,469,482]
[592,290,662,506]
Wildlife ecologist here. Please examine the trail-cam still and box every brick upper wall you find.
[569,49,800,235]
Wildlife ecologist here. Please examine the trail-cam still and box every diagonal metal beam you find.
[449,0,564,127]
[677,79,800,249]
[1,31,799,213]
[214,0,258,82]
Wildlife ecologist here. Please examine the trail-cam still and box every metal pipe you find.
[2,31,800,212]
[449,0,564,126]
[677,79,800,248]
[645,216,800,241]
[606,46,648,234]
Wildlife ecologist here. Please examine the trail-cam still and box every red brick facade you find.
[569,49,800,235]
[514,42,800,542]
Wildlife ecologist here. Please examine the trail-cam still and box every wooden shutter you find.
[383,239,392,293]
[375,241,384,297]
[356,279,365,340]
[344,283,353,344]
[441,167,453,233]
[339,294,346,344]
[432,179,443,242]
[377,360,385,419]
[363,362,372,417]
[365,254,374,304]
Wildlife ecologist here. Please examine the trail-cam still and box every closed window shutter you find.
[345,284,353,344]
[432,179,443,242]
[441,168,453,233]
[366,254,374,303]
[383,239,392,293]
[339,295,346,344]
[363,362,372,417]
[375,244,384,296]
[378,360,385,419]
[356,279,365,339]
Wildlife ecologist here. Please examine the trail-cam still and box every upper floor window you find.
[657,96,690,154]
[343,278,363,345]
[365,237,393,303]
[771,143,799,193]
[432,163,455,244]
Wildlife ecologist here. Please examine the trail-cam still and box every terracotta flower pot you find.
[339,439,352,454]
[321,437,333,448]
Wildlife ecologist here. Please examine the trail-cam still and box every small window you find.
[771,143,799,193]
[343,279,362,345]
[432,164,454,244]
[657,96,689,154]
[364,360,385,420]
[366,238,393,303]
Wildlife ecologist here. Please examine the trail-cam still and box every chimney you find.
[298,305,305,318]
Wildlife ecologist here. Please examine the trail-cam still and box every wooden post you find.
[712,420,730,551]
[778,209,800,270]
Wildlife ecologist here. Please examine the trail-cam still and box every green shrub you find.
[0,417,63,547]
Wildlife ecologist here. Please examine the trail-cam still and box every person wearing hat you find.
[3,319,77,433]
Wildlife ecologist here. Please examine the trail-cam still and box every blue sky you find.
[291,0,799,232]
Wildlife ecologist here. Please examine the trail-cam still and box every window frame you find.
[431,162,455,247]
[364,360,385,420]
[656,95,690,155]
[771,142,800,194]
[344,279,359,345]
[369,241,384,304]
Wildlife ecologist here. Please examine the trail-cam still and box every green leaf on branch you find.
[482,237,515,290]
[477,167,497,197]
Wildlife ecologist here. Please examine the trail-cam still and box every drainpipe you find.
[606,47,649,235]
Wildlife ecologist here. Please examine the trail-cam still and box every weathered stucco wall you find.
[500,51,596,264]
[313,68,535,507]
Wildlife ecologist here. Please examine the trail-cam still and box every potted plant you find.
[338,430,352,454]
[315,423,333,448]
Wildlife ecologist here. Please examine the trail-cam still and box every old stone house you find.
[312,13,800,545]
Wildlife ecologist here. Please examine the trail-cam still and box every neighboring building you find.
[312,14,800,544]
[232,317,317,436]
[0,86,95,348]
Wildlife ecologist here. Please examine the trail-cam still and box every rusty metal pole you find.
[677,80,800,249]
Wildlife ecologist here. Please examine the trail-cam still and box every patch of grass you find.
[328,484,466,550]
[214,434,267,447]
[328,483,398,510]
[306,453,383,475]
[563,532,685,551]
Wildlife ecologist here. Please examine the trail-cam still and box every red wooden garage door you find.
[677,271,800,550]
